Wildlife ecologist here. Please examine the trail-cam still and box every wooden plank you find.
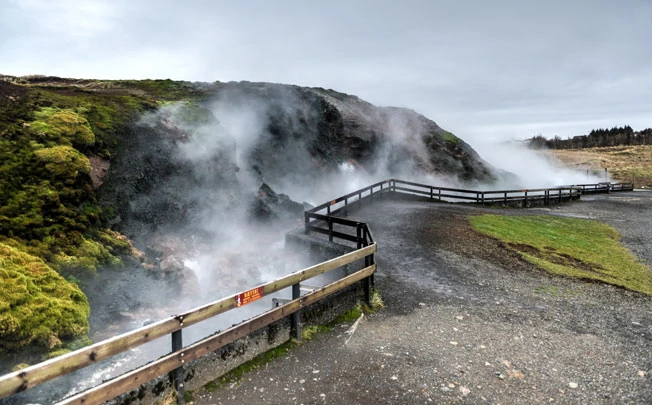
[0,317,180,399]
[181,244,375,327]
[306,226,360,243]
[57,265,376,405]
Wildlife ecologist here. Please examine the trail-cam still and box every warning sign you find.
[236,286,264,307]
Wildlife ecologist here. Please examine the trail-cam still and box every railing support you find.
[291,283,301,340]
[304,212,310,234]
[171,328,184,404]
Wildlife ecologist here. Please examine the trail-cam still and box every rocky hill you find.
[0,76,501,359]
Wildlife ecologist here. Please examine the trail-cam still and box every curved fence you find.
[0,178,634,404]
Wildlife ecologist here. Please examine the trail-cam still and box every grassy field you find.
[470,214,652,295]
[544,145,652,187]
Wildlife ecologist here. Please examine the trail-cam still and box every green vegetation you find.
[440,130,460,147]
[0,78,180,352]
[183,390,194,403]
[470,214,652,294]
[0,243,89,352]
[217,339,300,385]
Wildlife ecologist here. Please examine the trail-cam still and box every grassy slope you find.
[0,78,202,355]
[545,145,652,187]
[470,214,652,295]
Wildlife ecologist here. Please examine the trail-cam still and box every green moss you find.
[440,130,460,147]
[301,324,332,340]
[0,243,90,351]
[34,145,91,178]
[0,79,207,351]
[30,108,95,148]
[217,339,299,385]
[470,214,652,294]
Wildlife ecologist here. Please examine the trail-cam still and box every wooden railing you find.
[574,182,634,193]
[0,244,376,404]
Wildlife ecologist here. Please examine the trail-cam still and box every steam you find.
[472,140,607,188]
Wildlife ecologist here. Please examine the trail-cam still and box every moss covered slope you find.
[0,77,190,352]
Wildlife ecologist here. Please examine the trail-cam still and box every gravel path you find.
[193,191,652,405]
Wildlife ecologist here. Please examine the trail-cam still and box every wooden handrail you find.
[57,264,377,405]
[0,244,376,400]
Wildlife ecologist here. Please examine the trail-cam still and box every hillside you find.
[544,145,652,188]
[0,75,502,357]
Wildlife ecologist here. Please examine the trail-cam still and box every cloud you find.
[0,0,650,145]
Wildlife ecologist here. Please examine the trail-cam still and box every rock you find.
[568,382,578,389]
[46,335,62,349]
[250,183,304,221]
[160,255,185,274]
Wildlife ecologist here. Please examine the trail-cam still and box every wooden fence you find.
[0,240,376,404]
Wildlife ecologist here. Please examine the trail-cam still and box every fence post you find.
[171,325,184,404]
[304,212,309,234]
[360,225,372,306]
[438,188,441,201]
[430,187,433,200]
[328,218,333,242]
[291,284,301,340]
[344,198,348,217]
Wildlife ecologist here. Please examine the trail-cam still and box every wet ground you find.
[192,191,652,405]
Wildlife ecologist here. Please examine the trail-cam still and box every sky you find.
[1,0,651,145]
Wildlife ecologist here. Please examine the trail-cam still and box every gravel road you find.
[193,191,652,405]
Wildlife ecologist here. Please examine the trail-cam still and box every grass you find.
[469,214,652,295]
[545,145,652,187]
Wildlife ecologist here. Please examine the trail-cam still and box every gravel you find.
[193,191,652,405]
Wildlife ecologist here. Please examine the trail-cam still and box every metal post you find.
[171,328,184,404]
[291,284,301,340]
[328,219,333,242]
[344,198,348,217]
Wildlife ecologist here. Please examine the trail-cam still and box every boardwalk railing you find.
[304,179,635,238]
[0,242,376,404]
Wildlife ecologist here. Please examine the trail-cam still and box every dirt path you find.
[192,192,652,405]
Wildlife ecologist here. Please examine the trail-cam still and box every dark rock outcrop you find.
[250,183,305,221]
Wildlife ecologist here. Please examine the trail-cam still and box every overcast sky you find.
[1,0,651,145]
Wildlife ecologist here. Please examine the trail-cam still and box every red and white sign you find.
[236,286,264,307]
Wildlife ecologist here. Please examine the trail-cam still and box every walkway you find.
[193,192,652,405]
